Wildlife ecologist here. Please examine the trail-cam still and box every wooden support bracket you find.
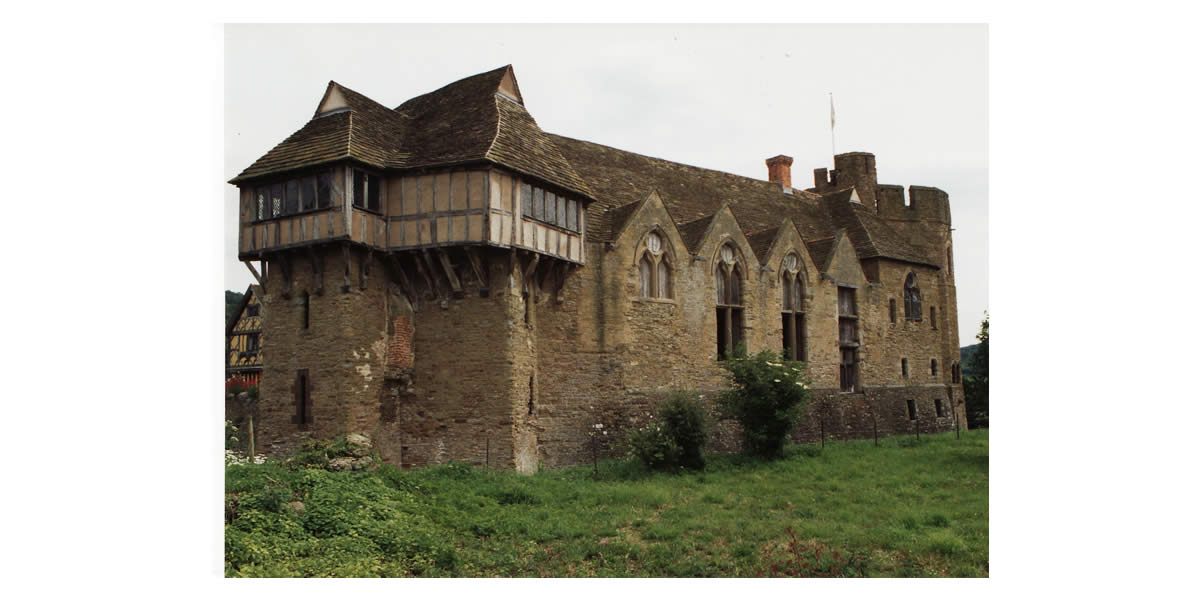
[385,254,418,308]
[412,251,439,300]
[522,253,540,299]
[464,247,488,294]
[243,261,263,287]
[554,262,570,304]
[435,248,464,298]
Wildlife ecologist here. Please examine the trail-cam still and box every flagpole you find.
[829,92,836,160]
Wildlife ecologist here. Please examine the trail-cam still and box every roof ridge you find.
[548,133,822,202]
[484,94,503,163]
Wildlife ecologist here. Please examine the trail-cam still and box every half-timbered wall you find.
[227,291,263,374]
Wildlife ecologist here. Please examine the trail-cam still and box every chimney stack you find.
[765,155,794,190]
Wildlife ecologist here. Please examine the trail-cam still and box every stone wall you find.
[244,183,965,470]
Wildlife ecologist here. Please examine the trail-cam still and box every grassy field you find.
[225,429,988,577]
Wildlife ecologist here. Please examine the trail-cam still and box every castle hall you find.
[228,66,966,471]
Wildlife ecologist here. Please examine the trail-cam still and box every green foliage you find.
[716,350,812,459]
[626,424,682,471]
[226,429,989,577]
[225,420,239,450]
[657,390,710,470]
[225,289,245,328]
[964,313,989,428]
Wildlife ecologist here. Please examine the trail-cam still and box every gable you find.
[315,83,350,117]
[825,231,868,287]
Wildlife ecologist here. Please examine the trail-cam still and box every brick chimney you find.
[765,155,794,190]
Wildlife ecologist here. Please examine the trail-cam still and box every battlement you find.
[812,152,878,208]
[876,184,950,225]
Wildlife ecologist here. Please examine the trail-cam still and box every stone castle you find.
[227,65,966,471]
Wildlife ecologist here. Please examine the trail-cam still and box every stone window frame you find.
[904,272,922,322]
[713,240,747,361]
[635,228,674,300]
[779,251,808,361]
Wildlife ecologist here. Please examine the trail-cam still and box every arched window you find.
[637,231,672,299]
[639,255,653,297]
[715,243,745,360]
[780,252,806,361]
[657,259,671,298]
[904,273,922,321]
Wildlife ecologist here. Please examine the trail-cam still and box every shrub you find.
[657,390,710,470]
[717,349,812,459]
[626,424,681,471]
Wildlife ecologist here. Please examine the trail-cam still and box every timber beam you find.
[243,261,264,288]
[464,247,489,296]
[434,248,464,298]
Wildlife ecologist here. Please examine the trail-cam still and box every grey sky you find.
[225,23,987,342]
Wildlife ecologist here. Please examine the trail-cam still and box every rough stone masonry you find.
[228,65,967,472]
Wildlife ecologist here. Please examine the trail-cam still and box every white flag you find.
[830,93,835,129]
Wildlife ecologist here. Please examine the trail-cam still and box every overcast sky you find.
[225,23,988,342]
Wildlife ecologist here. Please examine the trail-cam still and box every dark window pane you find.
[557,194,567,227]
[367,174,381,212]
[546,193,556,225]
[300,176,316,211]
[567,199,577,231]
[533,188,544,220]
[285,179,299,214]
[716,268,726,305]
[317,172,332,208]
[716,308,728,360]
[353,171,366,208]
[729,268,742,306]
[521,184,532,217]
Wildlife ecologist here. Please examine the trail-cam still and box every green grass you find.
[225,429,988,577]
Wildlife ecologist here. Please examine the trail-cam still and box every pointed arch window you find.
[904,273,922,321]
[780,252,806,361]
[715,243,745,360]
[637,231,672,299]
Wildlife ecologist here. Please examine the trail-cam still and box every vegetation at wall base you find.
[225,430,988,577]
[717,349,812,459]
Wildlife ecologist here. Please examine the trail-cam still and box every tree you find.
[716,348,811,459]
[964,312,989,428]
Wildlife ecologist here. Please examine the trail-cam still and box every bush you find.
[627,424,681,471]
[716,349,812,459]
[657,390,710,470]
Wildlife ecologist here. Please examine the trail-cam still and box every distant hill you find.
[226,290,245,328]
[960,343,981,377]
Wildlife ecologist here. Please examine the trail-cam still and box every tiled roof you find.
[232,66,942,272]
[805,237,836,272]
[231,82,408,183]
[820,188,938,267]
[233,66,592,199]
[547,134,837,245]
[746,228,780,263]
[676,215,715,253]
